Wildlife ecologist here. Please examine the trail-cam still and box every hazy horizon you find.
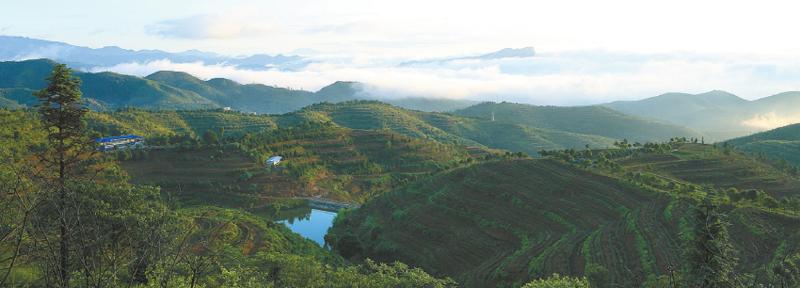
[4,0,800,105]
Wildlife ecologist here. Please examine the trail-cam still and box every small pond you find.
[280,208,337,247]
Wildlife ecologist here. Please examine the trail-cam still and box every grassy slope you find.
[455,102,702,143]
[330,145,800,287]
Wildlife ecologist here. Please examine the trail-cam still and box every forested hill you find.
[455,102,702,143]
[0,59,475,113]
[726,123,800,167]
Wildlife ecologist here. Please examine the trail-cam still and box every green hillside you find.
[293,101,469,144]
[86,108,277,139]
[726,123,800,167]
[329,143,800,287]
[421,112,615,154]
[294,101,618,155]
[455,102,702,143]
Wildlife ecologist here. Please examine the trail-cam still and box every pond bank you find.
[297,197,359,212]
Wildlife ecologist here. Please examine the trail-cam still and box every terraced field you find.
[329,156,800,287]
[617,143,800,199]
[121,125,482,204]
[330,159,672,286]
[120,148,298,207]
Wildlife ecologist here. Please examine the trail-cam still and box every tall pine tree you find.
[34,63,88,288]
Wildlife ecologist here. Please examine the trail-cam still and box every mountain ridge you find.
[0,59,475,113]
[604,90,800,140]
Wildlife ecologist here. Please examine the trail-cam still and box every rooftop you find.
[95,134,143,143]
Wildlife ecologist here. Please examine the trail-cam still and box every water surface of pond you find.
[280,208,337,246]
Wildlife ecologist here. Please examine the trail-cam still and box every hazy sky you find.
[4,0,800,104]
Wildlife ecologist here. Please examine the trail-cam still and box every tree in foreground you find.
[685,198,738,287]
[34,63,88,288]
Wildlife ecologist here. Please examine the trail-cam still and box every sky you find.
[4,0,800,104]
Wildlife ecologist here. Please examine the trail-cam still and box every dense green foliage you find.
[521,274,589,288]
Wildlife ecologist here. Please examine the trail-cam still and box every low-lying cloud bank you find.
[741,112,800,130]
[89,50,800,105]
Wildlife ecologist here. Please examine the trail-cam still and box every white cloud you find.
[146,14,276,39]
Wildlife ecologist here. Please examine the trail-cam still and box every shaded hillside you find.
[329,145,800,287]
[605,90,800,140]
[726,123,800,167]
[455,102,701,143]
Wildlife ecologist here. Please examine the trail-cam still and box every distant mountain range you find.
[398,47,535,66]
[604,90,800,141]
[0,59,477,113]
[0,35,309,71]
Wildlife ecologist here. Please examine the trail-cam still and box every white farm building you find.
[266,156,283,166]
